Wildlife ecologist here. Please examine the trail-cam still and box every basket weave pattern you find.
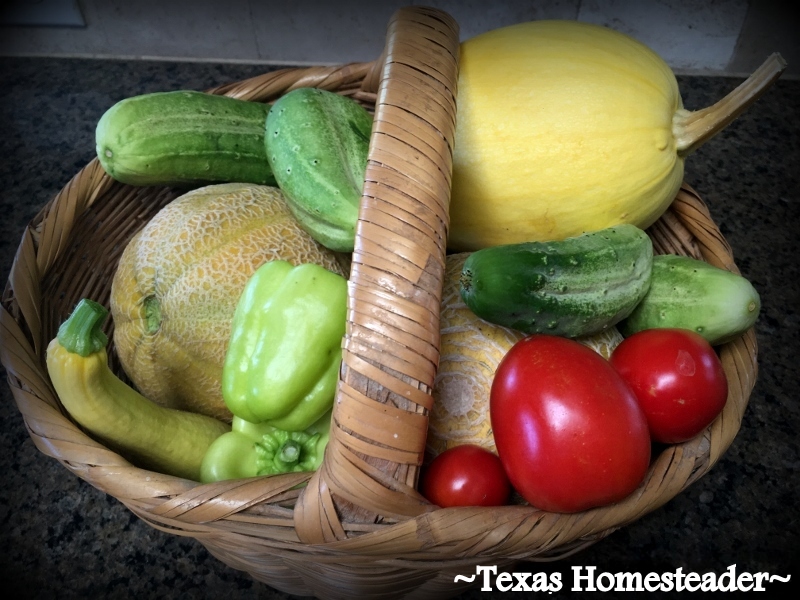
[0,7,758,599]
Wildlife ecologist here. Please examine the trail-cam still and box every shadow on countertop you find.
[0,57,798,599]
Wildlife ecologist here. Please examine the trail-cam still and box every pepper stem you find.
[276,439,303,469]
[57,299,109,357]
[673,53,786,157]
[255,430,322,476]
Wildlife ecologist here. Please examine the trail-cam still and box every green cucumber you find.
[619,254,760,345]
[96,90,275,186]
[459,224,653,338]
[265,87,372,252]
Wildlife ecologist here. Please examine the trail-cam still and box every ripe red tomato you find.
[420,445,511,507]
[609,328,728,444]
[490,335,651,513]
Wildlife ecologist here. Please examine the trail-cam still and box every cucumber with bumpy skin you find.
[265,87,372,252]
[619,254,760,345]
[96,90,276,186]
[459,224,653,338]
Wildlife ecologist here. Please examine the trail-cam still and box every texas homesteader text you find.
[461,564,789,593]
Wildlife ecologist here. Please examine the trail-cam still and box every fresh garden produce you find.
[448,20,786,250]
[610,328,728,444]
[419,444,511,508]
[200,409,331,483]
[96,90,276,186]
[266,87,372,252]
[75,26,767,505]
[459,224,653,338]
[428,252,625,458]
[429,253,525,457]
[619,254,761,345]
[46,299,230,482]
[491,335,651,513]
[110,183,348,423]
[222,260,347,430]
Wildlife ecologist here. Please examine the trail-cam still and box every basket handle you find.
[295,6,460,543]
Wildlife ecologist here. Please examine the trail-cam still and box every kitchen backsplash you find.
[0,0,796,77]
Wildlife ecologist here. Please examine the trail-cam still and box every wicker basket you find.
[0,7,759,599]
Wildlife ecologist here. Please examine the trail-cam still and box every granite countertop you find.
[1,57,798,599]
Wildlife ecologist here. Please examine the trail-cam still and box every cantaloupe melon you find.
[110,183,349,422]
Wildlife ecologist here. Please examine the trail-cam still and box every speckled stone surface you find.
[1,57,798,599]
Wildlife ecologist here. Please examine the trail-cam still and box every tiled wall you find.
[1,0,797,77]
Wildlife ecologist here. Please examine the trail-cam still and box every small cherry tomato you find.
[420,444,511,507]
[609,328,728,444]
[490,335,651,513]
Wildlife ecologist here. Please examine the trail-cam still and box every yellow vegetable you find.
[110,183,349,422]
[47,299,230,481]
[449,20,786,250]
[427,253,624,458]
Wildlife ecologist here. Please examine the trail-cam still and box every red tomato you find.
[490,335,651,513]
[609,328,728,444]
[420,445,511,507]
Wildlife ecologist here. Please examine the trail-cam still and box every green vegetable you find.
[619,254,761,345]
[200,409,332,483]
[46,299,230,481]
[96,90,276,186]
[459,224,653,338]
[222,260,347,430]
[265,87,372,252]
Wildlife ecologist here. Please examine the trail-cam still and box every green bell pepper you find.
[200,408,332,483]
[222,260,347,431]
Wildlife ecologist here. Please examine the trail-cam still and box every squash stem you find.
[673,53,787,157]
[57,299,109,357]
